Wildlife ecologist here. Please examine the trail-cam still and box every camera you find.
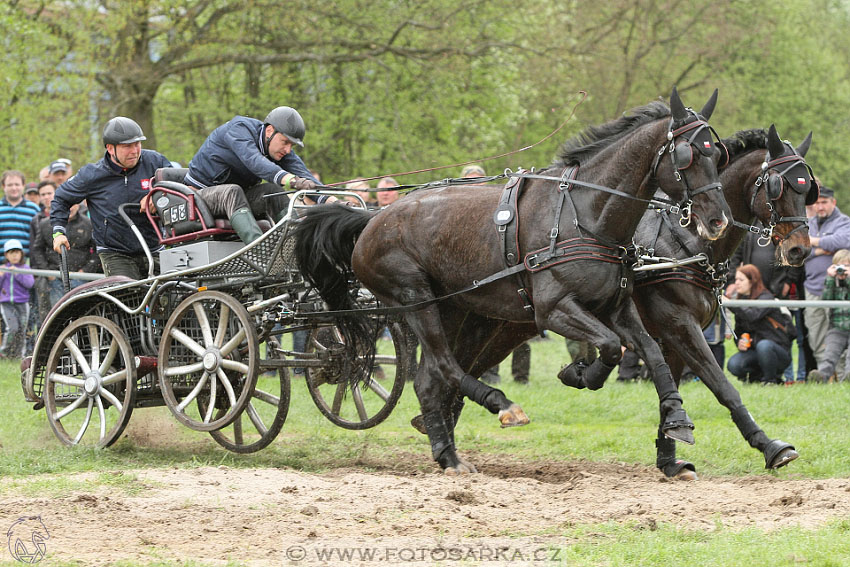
[837,265,847,276]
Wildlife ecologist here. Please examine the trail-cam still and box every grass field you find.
[2,336,849,566]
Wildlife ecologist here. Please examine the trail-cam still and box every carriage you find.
[20,168,413,452]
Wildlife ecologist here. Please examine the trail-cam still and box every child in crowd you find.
[0,239,35,359]
[807,249,850,382]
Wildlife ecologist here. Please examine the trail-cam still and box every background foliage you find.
[2,0,849,203]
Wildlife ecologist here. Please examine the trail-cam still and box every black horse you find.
[627,124,815,479]
[295,88,732,473]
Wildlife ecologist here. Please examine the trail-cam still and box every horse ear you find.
[767,124,785,158]
[670,86,688,121]
[797,131,813,157]
[699,89,719,120]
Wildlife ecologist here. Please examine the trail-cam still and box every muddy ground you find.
[2,451,849,566]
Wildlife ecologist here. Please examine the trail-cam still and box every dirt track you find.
[3,454,850,566]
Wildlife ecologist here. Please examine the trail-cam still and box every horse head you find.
[655,87,730,241]
[6,516,50,564]
[752,124,815,266]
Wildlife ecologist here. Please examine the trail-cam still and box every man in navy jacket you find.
[184,106,332,244]
[51,117,172,279]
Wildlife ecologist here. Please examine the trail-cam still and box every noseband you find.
[652,112,724,227]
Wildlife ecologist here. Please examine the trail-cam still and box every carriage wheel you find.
[204,366,291,453]
[158,291,258,432]
[44,316,136,448]
[305,321,408,430]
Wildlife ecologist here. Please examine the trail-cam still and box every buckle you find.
[526,254,540,269]
[549,227,559,239]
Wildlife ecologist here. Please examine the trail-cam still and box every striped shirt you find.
[0,198,41,256]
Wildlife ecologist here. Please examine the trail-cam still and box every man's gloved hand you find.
[291,177,317,191]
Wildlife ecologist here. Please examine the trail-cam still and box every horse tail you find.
[293,204,378,388]
[294,203,374,309]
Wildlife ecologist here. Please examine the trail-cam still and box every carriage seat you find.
[148,168,271,245]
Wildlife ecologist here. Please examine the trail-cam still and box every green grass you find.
[2,336,850,479]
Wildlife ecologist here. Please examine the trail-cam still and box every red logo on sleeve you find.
[141,178,151,191]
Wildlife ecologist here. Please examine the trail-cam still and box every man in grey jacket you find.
[804,186,850,364]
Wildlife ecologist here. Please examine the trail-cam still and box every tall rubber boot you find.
[230,208,263,245]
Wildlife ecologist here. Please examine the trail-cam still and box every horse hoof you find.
[660,458,698,480]
[663,427,695,445]
[764,440,799,469]
[410,414,427,434]
[498,403,530,428]
[456,456,478,474]
[444,461,476,475]
[675,468,698,481]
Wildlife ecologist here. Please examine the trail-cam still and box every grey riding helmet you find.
[264,106,306,147]
[103,117,147,147]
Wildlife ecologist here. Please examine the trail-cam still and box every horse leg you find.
[405,304,516,474]
[650,347,698,480]
[604,299,695,445]
[672,324,798,470]
[538,297,622,390]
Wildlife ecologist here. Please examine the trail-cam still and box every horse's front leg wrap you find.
[422,410,454,466]
[583,358,616,390]
[460,374,504,414]
[730,405,768,449]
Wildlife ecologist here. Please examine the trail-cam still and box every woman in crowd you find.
[726,264,794,385]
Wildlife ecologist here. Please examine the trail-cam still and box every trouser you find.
[200,182,290,222]
[727,339,792,383]
[48,277,84,306]
[99,251,158,280]
[817,327,850,380]
[0,302,30,358]
[804,294,829,366]
[565,339,597,364]
[484,342,532,383]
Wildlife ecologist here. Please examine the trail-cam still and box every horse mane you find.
[720,128,768,162]
[554,100,671,167]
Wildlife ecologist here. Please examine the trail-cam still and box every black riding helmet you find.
[264,106,306,148]
[103,116,146,147]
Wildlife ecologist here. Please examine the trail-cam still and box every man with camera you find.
[807,248,850,382]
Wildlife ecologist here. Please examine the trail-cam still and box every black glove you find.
[291,177,317,191]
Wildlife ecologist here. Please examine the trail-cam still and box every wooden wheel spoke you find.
[220,328,247,357]
[163,362,204,377]
[331,382,347,415]
[214,303,231,348]
[351,384,369,421]
[203,374,217,424]
[366,378,391,402]
[54,393,87,420]
[102,369,128,386]
[193,302,215,347]
[216,368,238,406]
[245,403,268,434]
[176,371,209,412]
[220,358,249,375]
[252,389,279,406]
[72,399,94,444]
[88,324,100,370]
[169,328,207,357]
[64,338,92,375]
[232,413,243,445]
[98,387,123,412]
[99,336,120,375]
[95,396,107,440]
[50,373,84,387]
